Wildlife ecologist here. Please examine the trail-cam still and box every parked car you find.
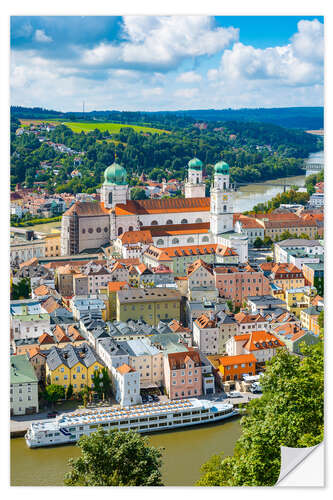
[249,382,262,394]
[147,395,154,402]
[227,391,242,398]
[141,395,148,403]
[46,411,58,418]
[152,395,159,402]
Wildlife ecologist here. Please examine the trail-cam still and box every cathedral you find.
[60,158,248,261]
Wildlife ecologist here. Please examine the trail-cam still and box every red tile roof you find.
[117,363,135,374]
[233,330,285,351]
[115,197,210,216]
[63,201,110,217]
[218,353,256,366]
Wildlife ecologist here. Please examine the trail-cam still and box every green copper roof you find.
[188,157,203,170]
[104,162,127,185]
[10,355,38,384]
[214,160,229,174]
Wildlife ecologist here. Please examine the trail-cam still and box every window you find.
[88,228,93,234]
[166,220,173,225]
[96,227,101,233]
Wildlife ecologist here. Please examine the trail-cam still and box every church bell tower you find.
[210,160,234,235]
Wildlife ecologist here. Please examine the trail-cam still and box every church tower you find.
[210,160,234,235]
[184,157,206,198]
[100,160,130,209]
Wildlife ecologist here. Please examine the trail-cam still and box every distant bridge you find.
[302,162,324,173]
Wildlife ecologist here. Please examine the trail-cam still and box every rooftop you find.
[10,354,38,384]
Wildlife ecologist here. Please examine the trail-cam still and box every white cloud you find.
[177,71,202,83]
[34,29,53,43]
[142,87,164,97]
[82,16,239,70]
[212,19,323,87]
[174,88,199,98]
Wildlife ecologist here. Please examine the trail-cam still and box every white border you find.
[1,1,331,499]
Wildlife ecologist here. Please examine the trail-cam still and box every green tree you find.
[10,278,31,299]
[66,384,74,400]
[43,384,65,408]
[64,428,164,486]
[130,187,148,200]
[196,339,324,486]
[253,237,263,248]
[91,368,112,400]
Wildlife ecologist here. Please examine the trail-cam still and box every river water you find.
[10,416,242,486]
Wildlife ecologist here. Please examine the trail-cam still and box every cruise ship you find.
[25,398,238,448]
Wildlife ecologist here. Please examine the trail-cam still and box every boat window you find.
[183,419,191,423]
[149,416,158,421]
[79,426,84,430]
[121,428,129,432]
[90,424,98,429]
[201,409,209,413]
[139,417,147,422]
[159,422,167,427]
[140,425,148,429]
[192,417,200,422]
[173,413,181,417]
[192,410,200,415]
[69,427,76,431]
[150,424,158,428]
[130,419,138,423]
[159,415,167,419]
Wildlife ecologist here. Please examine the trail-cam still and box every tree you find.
[66,384,73,400]
[64,428,164,486]
[10,278,31,299]
[91,368,112,400]
[130,187,148,200]
[196,339,324,486]
[253,237,263,248]
[43,384,65,408]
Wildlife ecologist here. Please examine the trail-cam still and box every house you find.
[285,287,318,317]
[186,259,218,301]
[10,355,39,416]
[106,281,130,320]
[234,215,265,246]
[272,323,320,354]
[116,288,181,326]
[260,262,305,292]
[300,305,323,335]
[274,239,323,263]
[211,353,257,382]
[254,213,318,240]
[185,300,229,329]
[246,295,286,313]
[27,348,47,381]
[118,338,164,389]
[45,343,105,394]
[225,330,285,365]
[164,350,203,400]
[234,311,269,334]
[214,263,271,306]
[193,313,219,355]
[112,364,142,407]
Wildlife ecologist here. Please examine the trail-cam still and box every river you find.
[11,416,241,486]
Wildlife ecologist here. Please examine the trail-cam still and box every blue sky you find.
[10,16,324,111]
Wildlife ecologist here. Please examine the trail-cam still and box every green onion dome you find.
[214,160,229,175]
[103,162,127,185]
[188,157,203,170]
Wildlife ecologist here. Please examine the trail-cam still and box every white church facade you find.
[61,157,248,262]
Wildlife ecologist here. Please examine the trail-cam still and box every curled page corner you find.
[276,442,324,486]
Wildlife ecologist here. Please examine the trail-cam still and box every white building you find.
[274,239,324,263]
[111,364,142,407]
[10,355,39,416]
[184,158,206,198]
[225,330,285,363]
[193,313,219,355]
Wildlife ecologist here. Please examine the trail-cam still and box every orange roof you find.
[53,325,71,343]
[107,281,129,292]
[187,259,214,277]
[115,197,210,216]
[38,332,55,345]
[195,313,217,329]
[237,215,264,229]
[41,297,61,314]
[168,319,191,333]
[312,295,324,306]
[63,201,110,217]
[67,325,85,341]
[168,350,200,369]
[144,246,173,262]
[27,347,46,359]
[119,230,153,245]
[234,312,266,324]
[19,257,39,269]
[218,353,256,366]
[271,263,302,275]
[116,363,135,374]
[141,222,210,237]
[33,284,50,296]
[273,323,306,341]
[216,244,238,257]
[233,330,285,351]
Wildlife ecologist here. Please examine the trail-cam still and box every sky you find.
[10,15,324,112]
